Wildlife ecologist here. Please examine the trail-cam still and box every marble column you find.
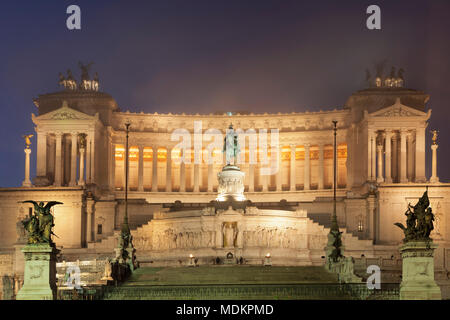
[64,135,71,185]
[415,127,426,182]
[371,132,376,181]
[36,131,47,177]
[86,135,92,184]
[138,145,144,192]
[152,147,158,192]
[248,164,255,192]
[304,144,310,190]
[86,198,94,243]
[69,133,78,186]
[90,135,95,183]
[289,144,296,191]
[384,131,392,183]
[111,144,116,190]
[376,143,384,183]
[407,133,415,182]
[166,147,172,192]
[367,132,373,181]
[180,161,186,192]
[78,147,85,186]
[400,129,408,183]
[276,147,282,191]
[392,134,398,182]
[262,167,268,192]
[22,148,32,187]
[430,143,439,183]
[193,163,200,192]
[318,143,324,189]
[207,153,213,192]
[53,132,63,186]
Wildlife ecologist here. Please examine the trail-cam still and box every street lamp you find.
[121,120,131,238]
[331,120,338,232]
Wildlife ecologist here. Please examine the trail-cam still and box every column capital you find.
[304,143,311,148]
[54,131,63,138]
[36,129,48,135]
[385,129,394,137]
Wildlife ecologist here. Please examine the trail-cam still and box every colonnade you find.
[35,130,95,186]
[367,127,426,183]
[113,143,347,192]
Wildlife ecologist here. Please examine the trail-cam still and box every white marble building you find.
[0,75,449,277]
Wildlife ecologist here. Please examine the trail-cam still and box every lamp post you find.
[121,121,131,239]
[331,120,338,232]
[325,120,343,267]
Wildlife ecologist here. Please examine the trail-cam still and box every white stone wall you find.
[377,185,450,244]
[0,189,85,249]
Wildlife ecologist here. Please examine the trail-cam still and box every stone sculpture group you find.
[394,188,435,243]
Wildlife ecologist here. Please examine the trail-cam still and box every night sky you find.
[0,0,449,187]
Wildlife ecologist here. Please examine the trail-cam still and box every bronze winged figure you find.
[21,201,63,244]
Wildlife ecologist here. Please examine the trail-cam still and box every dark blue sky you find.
[1,0,449,186]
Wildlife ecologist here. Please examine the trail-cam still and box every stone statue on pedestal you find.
[222,222,237,248]
[16,200,62,300]
[395,188,441,299]
[22,135,33,149]
[21,201,62,245]
[394,188,435,242]
[223,124,240,166]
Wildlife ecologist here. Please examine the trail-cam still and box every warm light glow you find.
[189,254,194,258]
[266,253,271,258]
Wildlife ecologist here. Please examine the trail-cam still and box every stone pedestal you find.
[430,144,439,183]
[22,148,32,187]
[16,244,59,300]
[264,254,272,266]
[78,147,85,186]
[216,165,245,202]
[188,255,196,267]
[399,241,441,300]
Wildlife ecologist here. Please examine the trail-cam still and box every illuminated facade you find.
[0,81,449,280]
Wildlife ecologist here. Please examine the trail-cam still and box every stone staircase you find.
[102,266,399,300]
[305,215,374,260]
[88,218,151,251]
[307,213,332,228]
[307,213,367,241]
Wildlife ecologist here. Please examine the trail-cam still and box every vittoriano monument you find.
[395,189,441,300]
[16,201,62,300]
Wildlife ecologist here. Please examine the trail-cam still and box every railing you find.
[102,283,400,300]
[57,286,105,300]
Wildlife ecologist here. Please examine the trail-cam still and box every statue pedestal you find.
[399,241,441,300]
[216,165,245,202]
[16,244,58,300]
